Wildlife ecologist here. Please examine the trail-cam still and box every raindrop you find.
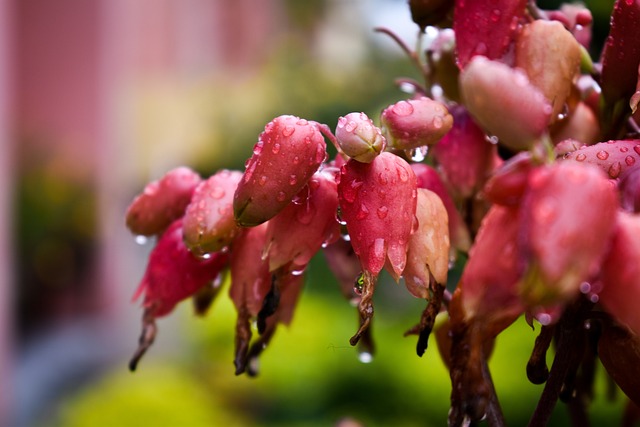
[135,235,148,245]
[392,100,414,116]
[297,119,308,126]
[432,116,443,129]
[258,175,267,186]
[398,167,409,182]
[293,156,300,165]
[358,352,373,364]
[537,313,552,325]
[410,146,429,162]
[575,153,586,162]
[200,253,212,260]
[277,192,287,202]
[211,187,225,199]
[596,150,609,160]
[620,146,629,153]
[345,121,358,132]
[354,272,364,295]
[253,141,263,155]
[282,126,295,137]
[272,143,281,154]
[608,162,622,179]
[289,175,298,185]
[291,266,306,276]
[356,204,370,220]
[626,155,636,166]
[490,8,501,22]
[220,246,230,254]
[376,206,388,219]
[485,134,499,145]
[341,233,351,242]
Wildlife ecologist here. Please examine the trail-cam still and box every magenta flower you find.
[182,169,243,257]
[519,162,619,307]
[126,167,201,236]
[380,97,453,151]
[234,115,327,226]
[130,219,229,370]
[264,171,340,272]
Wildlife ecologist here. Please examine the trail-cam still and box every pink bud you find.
[229,224,272,317]
[519,162,619,306]
[483,152,534,206]
[432,106,496,199]
[600,212,640,336]
[453,0,527,68]
[133,219,229,317]
[380,97,453,151]
[411,163,471,251]
[183,170,243,256]
[456,205,524,335]
[126,167,201,236]
[335,112,386,163]
[338,152,417,278]
[600,0,640,109]
[264,171,340,272]
[563,139,640,179]
[515,20,582,122]
[404,189,450,299]
[234,115,327,227]
[460,56,552,151]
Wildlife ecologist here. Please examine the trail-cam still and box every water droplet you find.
[392,100,414,116]
[282,126,295,137]
[337,117,347,129]
[376,206,388,219]
[341,233,351,242]
[358,352,373,364]
[356,204,369,220]
[272,143,281,154]
[345,121,357,132]
[291,266,306,276]
[608,162,622,178]
[626,155,636,166]
[409,146,429,162]
[579,282,591,294]
[277,191,287,202]
[253,141,263,155]
[316,146,327,163]
[596,150,609,160]
[620,146,629,153]
[432,116,443,129]
[293,156,300,165]
[289,175,298,186]
[490,8,501,22]
[371,238,385,264]
[200,252,212,260]
[211,187,225,199]
[220,246,229,254]
[258,175,267,186]
[135,235,148,245]
[575,153,586,162]
[537,313,552,326]
[485,134,499,145]
[398,167,409,182]
[297,119,308,126]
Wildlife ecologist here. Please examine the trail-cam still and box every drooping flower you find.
[182,170,243,257]
[234,115,327,227]
[126,167,201,236]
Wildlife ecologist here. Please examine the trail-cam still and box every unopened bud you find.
[335,112,386,163]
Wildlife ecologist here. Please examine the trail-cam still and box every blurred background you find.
[0,0,627,426]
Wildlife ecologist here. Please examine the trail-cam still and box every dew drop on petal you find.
[289,175,298,186]
[626,155,637,166]
[620,146,629,153]
[135,235,148,245]
[282,126,295,137]
[356,204,370,220]
[376,206,388,219]
[277,191,287,202]
[272,143,281,154]
[575,153,586,162]
[345,121,357,132]
[398,167,409,182]
[608,162,622,178]
[211,187,225,199]
[432,116,443,129]
[258,175,267,186]
[537,313,552,326]
[596,150,609,160]
[392,100,414,116]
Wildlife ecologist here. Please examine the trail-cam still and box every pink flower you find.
[234,115,327,227]
[182,170,243,257]
[126,167,201,236]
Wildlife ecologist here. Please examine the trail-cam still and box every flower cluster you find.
[126,0,640,424]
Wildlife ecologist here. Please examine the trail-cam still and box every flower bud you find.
[599,212,640,336]
[183,170,243,256]
[234,115,327,227]
[264,171,340,272]
[515,20,582,122]
[551,102,600,146]
[432,106,496,199]
[335,112,386,163]
[460,56,552,151]
[454,0,527,69]
[563,139,640,179]
[483,152,534,206]
[380,97,453,151]
[126,167,201,236]
[519,162,618,306]
[404,189,450,299]
[133,219,229,318]
[338,152,417,279]
[411,163,471,252]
